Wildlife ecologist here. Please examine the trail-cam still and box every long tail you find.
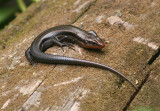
[31,51,137,90]
[65,58,137,90]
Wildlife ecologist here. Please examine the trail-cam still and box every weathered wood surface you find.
[129,55,160,111]
[0,0,160,111]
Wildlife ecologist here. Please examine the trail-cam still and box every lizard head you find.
[78,30,105,49]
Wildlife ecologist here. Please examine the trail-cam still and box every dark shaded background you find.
[0,0,31,29]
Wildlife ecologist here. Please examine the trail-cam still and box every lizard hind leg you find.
[50,37,75,52]
[25,48,37,65]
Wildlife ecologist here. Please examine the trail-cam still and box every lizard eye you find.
[87,41,97,46]
[92,42,97,45]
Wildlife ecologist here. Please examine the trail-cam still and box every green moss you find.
[131,106,156,111]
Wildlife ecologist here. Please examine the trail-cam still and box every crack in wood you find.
[20,77,46,111]
[148,47,160,65]
[123,69,152,111]
[123,46,160,110]
[71,0,97,24]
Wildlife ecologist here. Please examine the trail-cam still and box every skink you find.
[25,25,137,90]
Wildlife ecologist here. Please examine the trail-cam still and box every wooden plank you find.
[0,0,96,110]
[0,0,160,111]
[72,0,160,110]
[129,56,160,111]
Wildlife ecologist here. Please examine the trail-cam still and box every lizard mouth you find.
[83,42,105,49]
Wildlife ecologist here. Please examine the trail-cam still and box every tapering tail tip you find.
[133,84,138,90]
[129,81,137,90]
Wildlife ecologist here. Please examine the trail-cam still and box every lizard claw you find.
[59,43,75,52]
[61,43,75,51]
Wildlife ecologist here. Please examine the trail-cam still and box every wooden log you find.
[0,0,160,110]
